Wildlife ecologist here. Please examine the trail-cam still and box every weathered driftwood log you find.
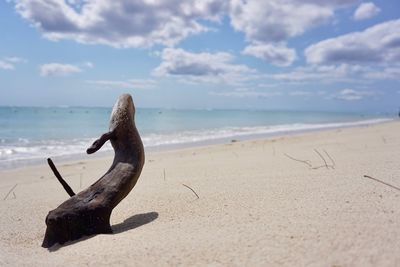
[42,94,145,248]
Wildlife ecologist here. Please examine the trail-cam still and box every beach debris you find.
[363,175,400,192]
[181,183,200,200]
[314,149,328,169]
[3,183,18,201]
[42,94,145,248]
[284,153,312,168]
[323,149,335,168]
[284,149,335,170]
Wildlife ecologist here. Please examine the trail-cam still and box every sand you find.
[0,121,400,266]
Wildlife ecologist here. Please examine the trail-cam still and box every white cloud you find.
[14,0,226,48]
[242,43,296,67]
[86,79,156,89]
[0,61,15,70]
[210,88,282,98]
[0,56,27,70]
[153,48,256,85]
[4,57,27,63]
[333,88,376,101]
[363,67,400,80]
[229,0,335,43]
[40,63,82,76]
[305,19,400,65]
[228,0,357,66]
[273,63,400,85]
[353,2,380,21]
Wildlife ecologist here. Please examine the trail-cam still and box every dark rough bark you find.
[42,94,145,248]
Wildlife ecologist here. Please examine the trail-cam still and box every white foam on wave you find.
[0,118,392,168]
[0,138,113,166]
[142,118,392,147]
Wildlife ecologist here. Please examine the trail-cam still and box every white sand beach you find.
[0,121,399,266]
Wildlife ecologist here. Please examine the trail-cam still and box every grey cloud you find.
[153,48,256,85]
[242,43,296,67]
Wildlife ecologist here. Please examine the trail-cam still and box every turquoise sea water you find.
[0,106,394,169]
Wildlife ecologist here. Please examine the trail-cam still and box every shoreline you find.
[0,119,399,266]
[0,117,394,171]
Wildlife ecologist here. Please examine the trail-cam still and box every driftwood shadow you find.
[112,211,159,234]
[48,212,158,252]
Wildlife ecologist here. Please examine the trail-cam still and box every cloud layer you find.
[305,19,400,65]
[15,0,226,48]
[13,0,358,67]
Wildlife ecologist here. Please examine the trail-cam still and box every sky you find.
[0,0,399,112]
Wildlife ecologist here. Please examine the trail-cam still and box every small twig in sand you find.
[314,149,328,169]
[163,169,166,181]
[363,175,400,192]
[312,165,329,170]
[3,183,17,200]
[12,191,16,199]
[284,153,312,168]
[181,183,200,199]
[323,149,335,169]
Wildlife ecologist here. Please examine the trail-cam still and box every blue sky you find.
[0,0,399,112]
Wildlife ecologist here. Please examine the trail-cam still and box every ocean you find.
[0,106,393,169]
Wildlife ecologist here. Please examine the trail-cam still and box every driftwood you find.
[42,94,145,248]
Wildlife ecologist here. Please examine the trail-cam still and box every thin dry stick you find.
[3,183,17,200]
[314,149,329,169]
[363,175,400,192]
[163,169,166,181]
[284,153,312,168]
[47,158,75,197]
[312,165,329,170]
[12,191,16,199]
[323,149,335,168]
[181,183,200,199]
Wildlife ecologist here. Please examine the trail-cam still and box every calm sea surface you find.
[0,106,393,169]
